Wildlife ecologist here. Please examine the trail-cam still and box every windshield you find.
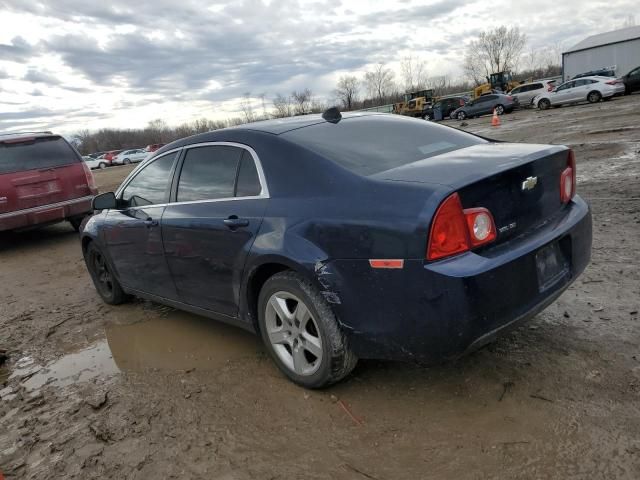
[282,115,485,176]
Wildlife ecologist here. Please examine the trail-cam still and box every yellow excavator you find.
[393,89,435,117]
[473,72,520,98]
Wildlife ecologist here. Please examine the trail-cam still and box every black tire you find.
[123,158,131,164]
[495,104,505,115]
[538,98,551,110]
[587,90,601,103]
[84,242,128,305]
[456,111,467,120]
[257,271,357,388]
[69,216,84,232]
[99,162,107,169]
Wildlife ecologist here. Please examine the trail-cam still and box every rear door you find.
[474,95,495,116]
[0,135,91,215]
[162,145,268,317]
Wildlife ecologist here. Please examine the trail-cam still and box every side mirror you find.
[92,192,117,210]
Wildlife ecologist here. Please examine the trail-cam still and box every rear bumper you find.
[323,196,592,362]
[0,195,94,231]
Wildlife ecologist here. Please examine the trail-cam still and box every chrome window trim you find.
[114,142,270,211]
[177,141,270,199]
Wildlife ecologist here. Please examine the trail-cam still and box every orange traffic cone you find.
[491,108,500,127]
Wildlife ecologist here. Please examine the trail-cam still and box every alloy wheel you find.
[265,291,323,376]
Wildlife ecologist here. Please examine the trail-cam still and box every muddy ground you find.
[1,95,639,479]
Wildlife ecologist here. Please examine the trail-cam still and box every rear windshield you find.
[282,115,484,176]
[0,136,79,174]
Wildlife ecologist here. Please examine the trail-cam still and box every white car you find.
[533,76,617,110]
[508,80,556,106]
[112,149,147,165]
[82,156,106,170]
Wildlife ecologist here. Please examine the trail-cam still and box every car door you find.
[475,95,495,116]
[162,144,268,317]
[103,150,180,298]
[627,67,640,91]
[552,81,574,104]
[571,79,592,101]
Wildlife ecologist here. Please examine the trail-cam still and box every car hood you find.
[374,142,567,189]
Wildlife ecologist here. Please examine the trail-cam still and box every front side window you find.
[177,146,242,202]
[511,87,521,94]
[121,152,177,207]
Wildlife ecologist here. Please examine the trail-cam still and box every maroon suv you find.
[0,132,98,232]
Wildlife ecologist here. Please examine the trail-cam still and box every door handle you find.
[144,218,158,228]
[224,216,250,229]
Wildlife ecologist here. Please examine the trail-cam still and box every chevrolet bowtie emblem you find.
[521,176,538,191]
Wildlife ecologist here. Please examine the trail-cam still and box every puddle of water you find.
[105,312,261,372]
[13,341,118,391]
[6,312,262,392]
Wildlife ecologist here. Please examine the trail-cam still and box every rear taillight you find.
[427,193,497,261]
[81,161,97,191]
[560,150,576,204]
[605,80,619,85]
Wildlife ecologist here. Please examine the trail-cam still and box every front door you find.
[162,145,268,316]
[103,151,179,298]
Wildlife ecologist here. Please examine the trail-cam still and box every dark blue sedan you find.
[82,111,592,388]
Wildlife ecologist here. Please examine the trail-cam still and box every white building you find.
[562,25,640,80]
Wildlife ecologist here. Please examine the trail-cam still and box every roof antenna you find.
[322,106,342,124]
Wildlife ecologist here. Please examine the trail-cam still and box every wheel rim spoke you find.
[292,344,307,374]
[302,332,322,358]
[268,328,290,346]
[270,296,293,325]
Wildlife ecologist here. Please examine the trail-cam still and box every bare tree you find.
[333,75,359,110]
[240,92,256,123]
[291,88,313,115]
[364,64,395,103]
[400,56,428,92]
[463,26,527,83]
[272,93,293,118]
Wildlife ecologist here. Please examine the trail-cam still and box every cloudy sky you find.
[0,0,636,134]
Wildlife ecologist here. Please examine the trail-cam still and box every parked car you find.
[93,154,111,169]
[572,68,616,79]
[88,151,106,159]
[81,112,592,388]
[621,65,640,94]
[82,156,103,170]
[0,132,98,232]
[144,144,165,153]
[112,149,147,165]
[508,80,556,106]
[533,76,618,110]
[450,94,517,120]
[423,96,467,120]
[103,150,122,162]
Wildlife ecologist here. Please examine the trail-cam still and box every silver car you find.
[112,149,147,165]
[508,80,556,106]
[533,76,617,110]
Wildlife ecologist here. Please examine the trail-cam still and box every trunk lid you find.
[0,135,90,214]
[377,143,571,243]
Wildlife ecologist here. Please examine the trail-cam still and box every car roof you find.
[0,131,57,143]
[231,112,382,135]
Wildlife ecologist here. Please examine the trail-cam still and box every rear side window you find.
[236,151,262,197]
[177,146,242,202]
[283,115,484,176]
[121,152,177,207]
[0,136,79,174]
